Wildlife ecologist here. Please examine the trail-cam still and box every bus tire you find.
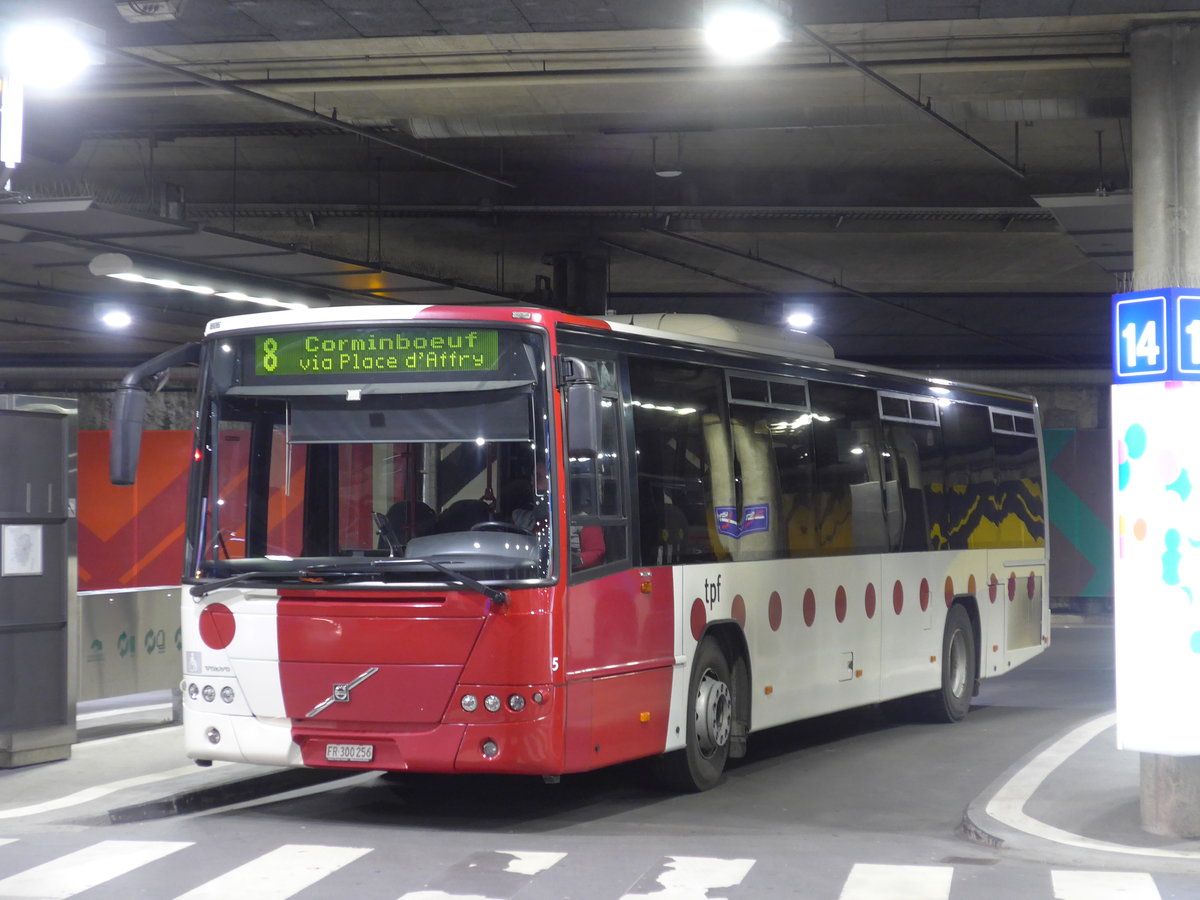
[653,636,732,792]
[924,603,976,723]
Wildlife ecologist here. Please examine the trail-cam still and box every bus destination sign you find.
[254,328,500,376]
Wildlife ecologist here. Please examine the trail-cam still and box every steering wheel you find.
[470,520,534,536]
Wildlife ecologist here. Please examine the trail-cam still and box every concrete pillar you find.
[1132,24,1200,290]
[1130,22,1200,839]
[543,250,609,317]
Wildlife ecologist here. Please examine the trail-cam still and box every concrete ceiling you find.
[0,0,1188,374]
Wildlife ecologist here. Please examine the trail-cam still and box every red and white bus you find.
[113,305,1048,791]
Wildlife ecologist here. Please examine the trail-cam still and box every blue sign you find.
[1112,289,1200,383]
[1177,295,1200,376]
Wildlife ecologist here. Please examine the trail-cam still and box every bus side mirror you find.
[109,342,202,485]
[110,386,148,486]
[559,357,601,460]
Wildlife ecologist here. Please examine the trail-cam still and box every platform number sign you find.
[1113,293,1167,380]
[1112,289,1200,383]
[1177,295,1200,376]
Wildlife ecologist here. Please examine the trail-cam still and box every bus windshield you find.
[186,325,554,587]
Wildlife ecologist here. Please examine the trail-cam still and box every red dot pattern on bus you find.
[768,591,783,631]
[919,578,930,612]
[834,585,847,623]
[864,583,877,619]
[731,594,746,627]
[690,597,706,642]
[199,602,236,650]
[892,580,904,615]
[944,576,954,607]
[802,588,816,627]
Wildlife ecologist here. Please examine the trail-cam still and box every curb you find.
[107,768,361,824]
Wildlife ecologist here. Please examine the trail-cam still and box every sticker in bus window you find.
[716,505,770,538]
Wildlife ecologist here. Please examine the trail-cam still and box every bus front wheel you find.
[654,636,732,792]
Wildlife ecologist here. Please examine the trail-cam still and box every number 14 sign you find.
[1112,288,1200,382]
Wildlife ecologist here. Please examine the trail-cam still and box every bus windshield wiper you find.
[302,558,508,606]
[189,569,300,598]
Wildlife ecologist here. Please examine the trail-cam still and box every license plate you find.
[325,743,374,762]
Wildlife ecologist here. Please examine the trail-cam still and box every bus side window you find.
[567,358,626,572]
[628,357,724,566]
[940,402,996,550]
[808,381,887,555]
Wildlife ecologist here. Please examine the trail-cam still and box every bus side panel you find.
[879,552,962,702]
[562,668,674,771]
[564,569,675,676]
[990,548,1049,673]
[679,558,883,734]
[562,568,676,771]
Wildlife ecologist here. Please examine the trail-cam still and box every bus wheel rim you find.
[948,629,968,698]
[695,669,731,757]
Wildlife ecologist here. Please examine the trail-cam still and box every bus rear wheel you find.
[653,636,732,792]
[923,604,976,723]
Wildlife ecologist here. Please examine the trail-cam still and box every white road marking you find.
[397,848,566,899]
[0,839,191,898]
[837,863,953,900]
[173,843,371,900]
[497,850,566,875]
[0,839,16,847]
[76,702,175,722]
[984,711,1200,860]
[0,765,203,820]
[1052,869,1162,900]
[621,855,756,899]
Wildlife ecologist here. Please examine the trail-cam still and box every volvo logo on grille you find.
[306,666,379,718]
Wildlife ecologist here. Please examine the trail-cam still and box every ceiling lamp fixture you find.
[785,303,816,330]
[1,19,103,182]
[703,0,789,61]
[652,134,683,178]
[95,303,133,329]
[89,252,316,311]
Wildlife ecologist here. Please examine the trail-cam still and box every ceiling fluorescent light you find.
[90,252,314,310]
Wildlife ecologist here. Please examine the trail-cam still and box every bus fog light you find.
[481,739,499,758]
[484,694,501,713]
[205,727,221,745]
[220,686,236,704]
[202,685,216,702]
[507,694,526,712]
[532,691,545,704]
[188,683,199,700]
[461,694,478,713]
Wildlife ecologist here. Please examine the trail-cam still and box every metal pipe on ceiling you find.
[98,45,517,190]
[795,24,1026,179]
[76,53,1130,101]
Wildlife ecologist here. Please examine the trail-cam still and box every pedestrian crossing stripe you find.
[621,855,756,899]
[0,839,191,899]
[174,844,372,900]
[838,864,955,900]
[1051,870,1162,900]
[0,841,1173,899]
